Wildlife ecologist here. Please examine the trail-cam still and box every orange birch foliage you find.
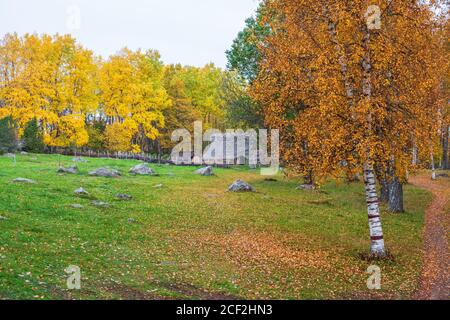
[252,0,444,181]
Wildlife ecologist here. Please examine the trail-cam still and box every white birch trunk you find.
[431,152,436,180]
[364,163,386,255]
[362,28,386,256]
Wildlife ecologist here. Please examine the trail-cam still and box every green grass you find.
[0,153,430,299]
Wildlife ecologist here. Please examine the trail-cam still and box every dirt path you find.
[410,174,449,300]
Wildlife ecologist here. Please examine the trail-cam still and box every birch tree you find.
[252,0,443,255]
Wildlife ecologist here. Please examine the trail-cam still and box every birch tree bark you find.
[364,163,386,255]
[362,28,386,255]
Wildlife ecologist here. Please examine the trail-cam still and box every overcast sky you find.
[0,0,260,68]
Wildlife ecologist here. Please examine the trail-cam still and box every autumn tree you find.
[158,64,201,155]
[99,48,170,153]
[0,33,97,150]
[252,0,442,255]
[180,64,225,129]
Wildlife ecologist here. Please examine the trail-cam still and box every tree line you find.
[0,33,239,157]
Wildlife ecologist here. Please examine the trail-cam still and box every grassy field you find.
[0,153,431,299]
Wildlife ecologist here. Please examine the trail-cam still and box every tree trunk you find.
[364,163,386,256]
[361,27,386,256]
[380,179,389,203]
[431,151,436,180]
[412,145,418,165]
[388,176,404,213]
[443,125,449,170]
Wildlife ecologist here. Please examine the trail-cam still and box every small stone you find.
[296,184,316,190]
[13,178,36,184]
[153,184,163,189]
[73,156,88,163]
[91,200,109,208]
[69,204,84,209]
[116,194,133,200]
[89,167,121,177]
[0,216,8,221]
[127,218,137,224]
[129,163,156,176]
[57,165,78,174]
[74,187,89,195]
[194,166,213,176]
[228,180,256,192]
[20,151,28,155]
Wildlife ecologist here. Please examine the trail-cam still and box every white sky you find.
[0,0,260,68]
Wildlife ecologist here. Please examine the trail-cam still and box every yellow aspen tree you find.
[99,48,170,153]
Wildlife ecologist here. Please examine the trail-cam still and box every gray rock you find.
[74,187,89,195]
[228,180,255,192]
[13,178,36,184]
[73,156,88,163]
[116,193,132,200]
[0,216,8,221]
[69,204,84,209]
[91,200,109,208]
[57,165,78,174]
[89,167,121,177]
[127,218,137,224]
[153,184,164,189]
[20,151,28,155]
[296,184,316,190]
[129,163,156,176]
[194,166,213,176]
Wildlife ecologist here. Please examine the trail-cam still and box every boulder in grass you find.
[20,151,28,155]
[13,178,36,184]
[194,166,213,176]
[74,187,89,196]
[296,184,316,191]
[57,165,78,174]
[91,200,109,208]
[0,216,8,221]
[227,180,255,192]
[73,156,88,163]
[129,163,156,176]
[70,204,84,209]
[89,167,121,177]
[116,194,133,201]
